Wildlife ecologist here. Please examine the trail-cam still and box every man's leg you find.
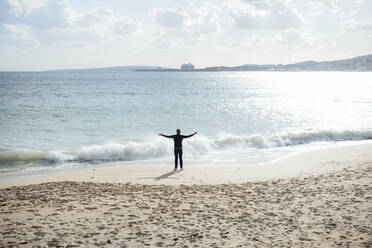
[179,149,183,169]
[174,150,178,169]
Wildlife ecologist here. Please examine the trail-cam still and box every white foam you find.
[1,129,371,165]
[75,141,169,162]
[44,151,74,162]
[215,129,372,148]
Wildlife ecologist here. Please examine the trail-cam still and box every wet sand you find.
[1,142,372,188]
[0,143,371,247]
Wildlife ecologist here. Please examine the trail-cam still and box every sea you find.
[1,71,371,181]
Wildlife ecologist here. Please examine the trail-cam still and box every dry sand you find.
[0,143,371,247]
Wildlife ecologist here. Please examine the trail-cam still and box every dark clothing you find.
[161,134,195,148]
[174,149,183,169]
[162,133,195,168]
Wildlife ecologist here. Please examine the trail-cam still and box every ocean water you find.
[0,71,372,178]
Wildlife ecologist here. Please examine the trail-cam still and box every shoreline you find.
[1,141,371,188]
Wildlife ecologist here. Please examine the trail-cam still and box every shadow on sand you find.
[138,169,182,181]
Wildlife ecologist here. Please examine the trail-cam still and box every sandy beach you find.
[2,1,372,246]
[0,143,371,247]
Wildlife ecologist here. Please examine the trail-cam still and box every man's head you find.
[176,129,181,135]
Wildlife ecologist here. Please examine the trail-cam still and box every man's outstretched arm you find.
[182,132,198,138]
[158,133,174,138]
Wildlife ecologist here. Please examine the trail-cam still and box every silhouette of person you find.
[158,129,198,169]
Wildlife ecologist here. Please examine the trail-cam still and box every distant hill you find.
[205,54,372,71]
[280,54,372,71]
[46,54,372,72]
[47,66,170,72]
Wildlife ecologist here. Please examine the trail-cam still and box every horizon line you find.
[0,53,371,72]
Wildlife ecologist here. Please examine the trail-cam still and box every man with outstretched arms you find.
[158,129,198,170]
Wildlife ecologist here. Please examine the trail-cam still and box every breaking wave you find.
[1,129,371,166]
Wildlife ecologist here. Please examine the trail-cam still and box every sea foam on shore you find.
[1,129,371,175]
[1,141,371,188]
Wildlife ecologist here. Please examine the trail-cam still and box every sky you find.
[0,0,371,71]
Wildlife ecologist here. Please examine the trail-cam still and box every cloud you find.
[0,23,39,49]
[151,7,185,28]
[276,29,329,48]
[0,0,139,46]
[307,0,344,16]
[236,28,330,50]
[111,17,138,36]
[0,0,76,29]
[77,7,139,38]
[184,5,221,35]
[344,19,372,31]
[150,5,221,36]
[26,0,77,29]
[225,0,303,30]
[153,37,172,49]
[353,0,365,4]
[1,0,371,70]
[1,0,48,18]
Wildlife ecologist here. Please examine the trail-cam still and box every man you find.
[158,129,198,170]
